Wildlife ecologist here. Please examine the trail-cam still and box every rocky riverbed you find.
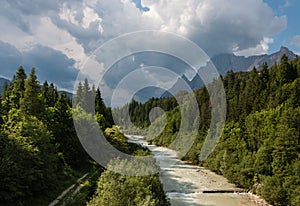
[127,135,270,206]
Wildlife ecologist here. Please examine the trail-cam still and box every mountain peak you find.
[278,46,295,58]
[280,46,290,52]
[269,46,296,63]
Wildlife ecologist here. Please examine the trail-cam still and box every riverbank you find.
[127,135,271,206]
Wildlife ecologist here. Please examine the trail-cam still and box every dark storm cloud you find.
[0,0,61,33]
[23,45,79,89]
[0,41,78,90]
[0,40,22,78]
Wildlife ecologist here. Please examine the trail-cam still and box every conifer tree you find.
[20,68,44,116]
[42,81,58,107]
[260,62,269,90]
[9,66,27,108]
[53,93,88,167]
[95,88,106,115]
[277,54,297,85]
[74,82,83,107]
[74,79,95,113]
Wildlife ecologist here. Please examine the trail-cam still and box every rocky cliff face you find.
[211,46,296,74]
[249,47,296,71]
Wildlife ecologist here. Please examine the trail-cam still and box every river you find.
[127,135,264,206]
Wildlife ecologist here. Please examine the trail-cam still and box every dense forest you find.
[0,67,169,206]
[115,54,300,206]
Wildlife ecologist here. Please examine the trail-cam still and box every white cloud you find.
[82,7,103,31]
[234,37,274,57]
[77,0,286,56]
[0,0,289,93]
[0,1,87,69]
[291,35,300,47]
[0,0,287,58]
[59,3,80,26]
[146,0,286,55]
[32,17,87,68]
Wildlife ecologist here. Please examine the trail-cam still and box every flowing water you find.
[127,135,261,206]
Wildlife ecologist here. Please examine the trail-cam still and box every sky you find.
[0,0,299,97]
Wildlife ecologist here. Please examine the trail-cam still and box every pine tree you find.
[83,78,94,113]
[48,83,59,106]
[9,66,27,109]
[74,82,83,107]
[48,93,89,168]
[74,79,95,113]
[277,54,297,85]
[20,68,44,116]
[95,88,106,115]
[42,81,58,107]
[260,62,269,90]
[243,67,260,113]
[42,81,49,92]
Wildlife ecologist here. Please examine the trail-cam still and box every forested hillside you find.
[115,54,300,206]
[0,66,169,206]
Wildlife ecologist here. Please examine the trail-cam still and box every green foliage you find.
[9,66,27,108]
[42,81,59,107]
[20,68,45,116]
[113,97,178,129]
[206,105,300,205]
[103,126,150,155]
[0,67,114,205]
[115,55,300,206]
[0,109,59,205]
[87,158,170,206]
[73,78,114,127]
[259,175,287,206]
[84,125,169,206]
[276,54,298,86]
[44,93,90,169]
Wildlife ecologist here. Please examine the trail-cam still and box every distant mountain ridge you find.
[159,47,297,100]
[182,46,297,90]
[213,46,296,74]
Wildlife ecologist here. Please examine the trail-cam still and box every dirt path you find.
[48,173,88,206]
